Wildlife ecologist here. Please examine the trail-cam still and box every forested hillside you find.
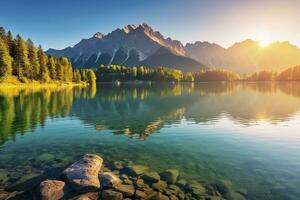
[0,27,95,85]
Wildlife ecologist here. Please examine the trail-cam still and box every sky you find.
[0,0,299,50]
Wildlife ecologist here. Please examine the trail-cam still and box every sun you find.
[258,40,270,48]
[253,29,272,47]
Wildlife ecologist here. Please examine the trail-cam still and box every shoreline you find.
[0,81,88,89]
[0,75,89,89]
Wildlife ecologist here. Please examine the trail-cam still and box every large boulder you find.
[40,180,71,200]
[62,154,103,193]
[99,172,121,188]
[160,169,179,184]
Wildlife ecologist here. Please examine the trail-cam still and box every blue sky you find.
[0,0,299,50]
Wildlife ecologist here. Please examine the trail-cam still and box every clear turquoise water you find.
[0,83,300,199]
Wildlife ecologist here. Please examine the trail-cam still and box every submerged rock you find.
[0,170,8,184]
[40,180,71,200]
[37,153,55,162]
[177,179,187,188]
[160,169,179,184]
[152,181,168,192]
[225,191,246,200]
[102,189,123,200]
[146,192,170,200]
[0,191,18,200]
[188,182,206,198]
[124,164,149,176]
[136,189,148,198]
[142,171,160,184]
[214,179,233,195]
[70,192,99,200]
[114,184,135,197]
[100,172,121,188]
[169,195,179,200]
[62,154,103,193]
[113,161,124,170]
[165,184,182,196]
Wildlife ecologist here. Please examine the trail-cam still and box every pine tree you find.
[47,56,56,80]
[66,64,73,82]
[132,66,137,79]
[86,70,96,85]
[6,31,16,58]
[0,27,6,42]
[0,39,13,77]
[27,39,39,79]
[14,35,30,80]
[60,57,73,82]
[80,70,87,81]
[73,70,82,83]
[37,45,49,82]
[56,58,64,81]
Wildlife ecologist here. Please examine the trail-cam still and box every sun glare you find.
[258,40,270,48]
[253,29,272,48]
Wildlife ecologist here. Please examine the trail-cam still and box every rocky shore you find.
[0,154,235,200]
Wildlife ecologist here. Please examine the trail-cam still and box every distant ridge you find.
[185,39,300,73]
[47,23,300,73]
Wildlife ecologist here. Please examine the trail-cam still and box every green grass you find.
[0,75,87,88]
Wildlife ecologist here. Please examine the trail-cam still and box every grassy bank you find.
[0,75,87,89]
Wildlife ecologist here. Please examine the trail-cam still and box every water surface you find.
[0,83,300,200]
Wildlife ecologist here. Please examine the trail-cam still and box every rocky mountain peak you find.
[93,32,105,39]
[123,24,137,33]
[138,23,152,31]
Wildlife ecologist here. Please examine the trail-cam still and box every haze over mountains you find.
[47,23,300,73]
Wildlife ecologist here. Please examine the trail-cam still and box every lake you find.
[0,83,300,200]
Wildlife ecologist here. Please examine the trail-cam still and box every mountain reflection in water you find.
[1,82,300,143]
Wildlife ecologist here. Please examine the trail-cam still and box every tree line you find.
[0,27,96,84]
[95,65,241,82]
[95,64,300,82]
[245,66,300,81]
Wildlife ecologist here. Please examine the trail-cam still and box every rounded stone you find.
[142,171,160,184]
[114,184,135,197]
[102,189,123,200]
[100,172,121,188]
[40,180,70,200]
[160,169,179,184]
[152,181,168,192]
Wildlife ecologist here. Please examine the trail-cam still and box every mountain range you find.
[46,23,300,73]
